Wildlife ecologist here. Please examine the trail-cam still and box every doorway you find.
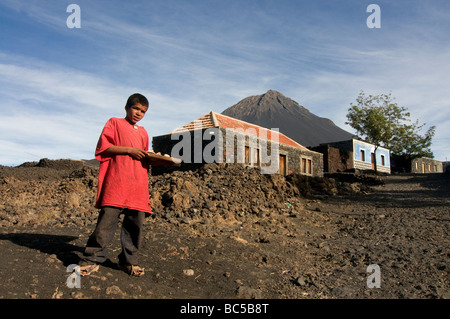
[279,154,287,175]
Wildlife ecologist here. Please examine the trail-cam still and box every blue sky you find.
[1,0,449,165]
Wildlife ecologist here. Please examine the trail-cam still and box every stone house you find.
[411,158,443,173]
[152,111,323,176]
[443,162,450,173]
[311,139,391,174]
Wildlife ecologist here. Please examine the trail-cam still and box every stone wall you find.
[152,128,323,177]
[311,144,353,173]
[411,158,443,174]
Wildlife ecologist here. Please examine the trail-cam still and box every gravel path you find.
[0,167,448,301]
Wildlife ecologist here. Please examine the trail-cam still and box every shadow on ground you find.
[0,233,81,266]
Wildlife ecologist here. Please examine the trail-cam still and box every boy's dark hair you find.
[125,93,149,109]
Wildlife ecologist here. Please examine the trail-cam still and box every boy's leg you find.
[118,209,145,266]
[82,206,122,264]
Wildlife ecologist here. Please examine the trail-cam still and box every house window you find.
[300,156,313,175]
[279,154,287,176]
[245,146,260,166]
[245,146,250,164]
[380,155,385,166]
[360,149,365,162]
[254,148,260,166]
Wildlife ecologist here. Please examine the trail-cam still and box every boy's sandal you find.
[118,263,145,277]
[79,264,100,276]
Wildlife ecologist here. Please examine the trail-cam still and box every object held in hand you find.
[146,151,181,166]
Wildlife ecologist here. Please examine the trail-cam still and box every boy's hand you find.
[127,147,148,161]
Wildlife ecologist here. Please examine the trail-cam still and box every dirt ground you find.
[0,159,448,303]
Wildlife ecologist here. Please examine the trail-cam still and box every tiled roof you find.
[171,111,307,150]
[172,113,215,132]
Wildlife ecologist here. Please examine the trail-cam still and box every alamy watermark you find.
[366,4,381,29]
[66,4,81,29]
[170,120,280,174]
[366,264,381,288]
[66,263,382,290]
[66,4,380,30]
[66,264,81,288]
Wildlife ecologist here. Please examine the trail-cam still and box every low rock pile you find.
[150,164,382,231]
[0,159,382,229]
[2,159,447,299]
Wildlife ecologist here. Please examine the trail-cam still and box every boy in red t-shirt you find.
[80,93,151,277]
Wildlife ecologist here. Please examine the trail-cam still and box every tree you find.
[346,91,436,172]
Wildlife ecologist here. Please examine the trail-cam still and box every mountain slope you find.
[221,90,354,147]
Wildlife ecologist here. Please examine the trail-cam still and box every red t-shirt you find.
[94,117,151,213]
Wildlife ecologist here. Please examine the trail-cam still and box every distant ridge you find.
[221,90,354,147]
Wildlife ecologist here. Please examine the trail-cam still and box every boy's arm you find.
[101,145,148,161]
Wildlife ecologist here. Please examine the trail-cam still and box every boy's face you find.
[125,103,148,125]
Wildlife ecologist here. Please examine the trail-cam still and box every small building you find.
[443,161,450,173]
[152,111,323,176]
[411,158,443,174]
[312,139,391,174]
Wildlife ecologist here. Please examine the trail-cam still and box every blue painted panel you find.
[354,141,390,167]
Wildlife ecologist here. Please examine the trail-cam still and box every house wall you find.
[152,133,173,156]
[353,140,391,173]
[314,139,391,174]
[152,127,323,177]
[152,128,221,164]
[411,158,443,173]
[217,127,323,176]
[311,143,353,173]
[443,161,450,173]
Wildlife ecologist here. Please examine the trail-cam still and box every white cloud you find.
[0,55,192,165]
[279,39,450,161]
[1,0,449,164]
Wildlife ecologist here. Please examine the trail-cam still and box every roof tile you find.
[171,111,307,150]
